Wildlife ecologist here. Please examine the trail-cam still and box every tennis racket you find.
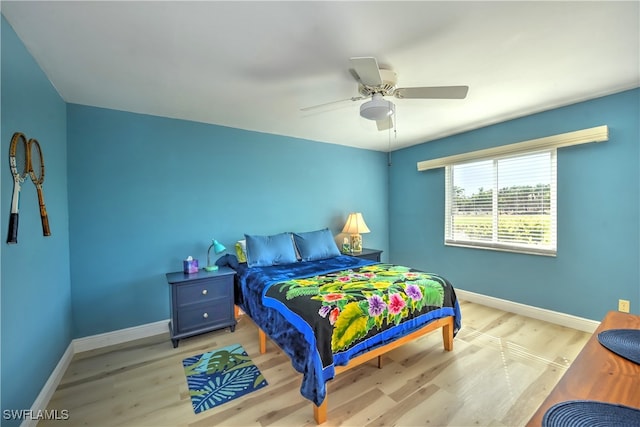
[7,132,30,244]
[28,138,51,236]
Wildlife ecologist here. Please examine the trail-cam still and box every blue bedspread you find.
[233,255,461,406]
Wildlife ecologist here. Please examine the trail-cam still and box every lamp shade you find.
[212,239,226,254]
[342,213,370,234]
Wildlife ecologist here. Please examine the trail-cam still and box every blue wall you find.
[67,105,389,338]
[1,16,72,424]
[389,89,640,321]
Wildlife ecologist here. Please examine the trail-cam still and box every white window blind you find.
[445,150,557,256]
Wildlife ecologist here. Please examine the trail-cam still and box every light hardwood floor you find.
[40,301,590,426]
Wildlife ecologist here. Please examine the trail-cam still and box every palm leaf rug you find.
[183,344,268,414]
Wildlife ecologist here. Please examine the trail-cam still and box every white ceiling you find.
[2,1,639,152]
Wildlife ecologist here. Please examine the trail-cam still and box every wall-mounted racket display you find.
[6,132,51,244]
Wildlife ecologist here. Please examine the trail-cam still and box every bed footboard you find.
[255,314,454,424]
[312,315,453,423]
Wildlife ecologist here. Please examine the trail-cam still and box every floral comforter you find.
[235,256,461,406]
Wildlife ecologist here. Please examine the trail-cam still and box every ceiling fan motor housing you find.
[358,69,398,97]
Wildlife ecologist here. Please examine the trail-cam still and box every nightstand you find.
[345,248,383,262]
[166,267,236,348]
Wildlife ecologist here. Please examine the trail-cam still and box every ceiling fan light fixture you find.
[360,93,395,121]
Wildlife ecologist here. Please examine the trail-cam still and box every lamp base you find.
[350,234,363,253]
[203,265,219,272]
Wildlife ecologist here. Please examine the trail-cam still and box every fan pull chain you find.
[387,113,396,166]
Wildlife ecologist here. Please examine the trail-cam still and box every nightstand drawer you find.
[176,279,230,306]
[178,300,232,333]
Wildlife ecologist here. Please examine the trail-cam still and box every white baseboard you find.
[20,342,74,427]
[73,319,169,353]
[456,289,600,333]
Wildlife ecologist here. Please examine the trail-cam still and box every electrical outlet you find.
[618,299,630,313]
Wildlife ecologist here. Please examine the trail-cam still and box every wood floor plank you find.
[39,301,590,426]
[327,388,392,426]
[365,383,441,427]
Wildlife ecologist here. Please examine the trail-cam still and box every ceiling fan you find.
[302,57,469,131]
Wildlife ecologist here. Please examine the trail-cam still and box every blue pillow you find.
[293,228,341,261]
[245,233,298,267]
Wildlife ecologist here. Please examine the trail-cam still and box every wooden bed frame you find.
[238,303,454,424]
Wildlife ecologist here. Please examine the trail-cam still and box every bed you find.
[222,230,461,424]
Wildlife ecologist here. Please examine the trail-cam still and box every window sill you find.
[445,240,557,257]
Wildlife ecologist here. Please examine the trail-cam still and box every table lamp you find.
[204,239,226,271]
[342,212,370,253]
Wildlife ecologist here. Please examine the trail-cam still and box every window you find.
[445,150,557,256]
[419,126,607,256]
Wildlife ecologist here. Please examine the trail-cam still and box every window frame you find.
[444,149,557,257]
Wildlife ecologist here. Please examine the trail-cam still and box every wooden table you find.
[527,311,640,426]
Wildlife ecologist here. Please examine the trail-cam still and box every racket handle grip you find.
[40,210,51,237]
[7,213,18,244]
[35,187,51,236]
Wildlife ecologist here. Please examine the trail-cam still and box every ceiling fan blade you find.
[376,116,393,131]
[349,57,383,86]
[394,86,469,99]
[300,96,366,112]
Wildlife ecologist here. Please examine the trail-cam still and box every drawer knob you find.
[202,289,208,295]
[203,312,208,319]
